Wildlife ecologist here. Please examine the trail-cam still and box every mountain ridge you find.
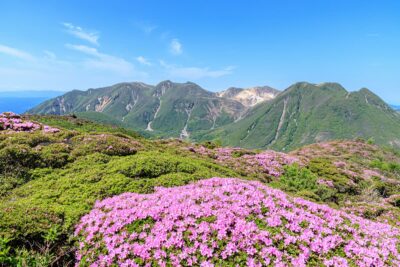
[27,80,400,150]
[27,80,278,138]
[195,81,400,150]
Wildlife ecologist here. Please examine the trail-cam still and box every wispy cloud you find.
[135,21,157,34]
[160,60,234,79]
[43,50,56,60]
[136,56,152,66]
[66,44,138,76]
[169,39,183,55]
[63,22,100,45]
[0,46,147,91]
[0,44,35,61]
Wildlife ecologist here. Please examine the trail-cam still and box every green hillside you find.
[196,82,400,150]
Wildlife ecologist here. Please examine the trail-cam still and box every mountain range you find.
[27,81,278,137]
[27,81,400,150]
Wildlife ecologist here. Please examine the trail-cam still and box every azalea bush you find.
[190,146,301,180]
[75,178,400,266]
[0,112,59,133]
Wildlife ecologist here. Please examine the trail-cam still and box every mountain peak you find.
[156,80,173,87]
[284,82,348,95]
[359,87,374,95]
[217,85,279,107]
[316,82,347,92]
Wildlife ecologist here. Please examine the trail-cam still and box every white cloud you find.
[169,39,182,55]
[66,44,99,56]
[0,44,35,61]
[160,60,234,79]
[136,56,152,66]
[0,46,148,91]
[66,44,140,76]
[62,22,99,45]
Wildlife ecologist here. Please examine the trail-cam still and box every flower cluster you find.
[191,146,301,177]
[362,169,384,180]
[0,112,59,133]
[317,179,335,188]
[242,151,299,177]
[75,178,400,266]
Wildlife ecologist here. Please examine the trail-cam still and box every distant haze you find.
[0,90,65,98]
[0,90,64,113]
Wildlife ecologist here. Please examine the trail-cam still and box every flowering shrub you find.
[317,179,335,188]
[75,178,400,266]
[191,146,301,178]
[0,112,59,133]
[242,150,300,177]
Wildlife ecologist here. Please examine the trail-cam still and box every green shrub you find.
[115,152,207,179]
[0,144,40,172]
[231,150,256,158]
[297,190,320,201]
[279,164,318,192]
[201,141,219,149]
[363,208,385,220]
[315,186,338,203]
[70,134,140,158]
[308,158,355,194]
[37,143,71,168]
[0,236,13,265]
[0,132,53,149]
[370,159,400,176]
[0,144,41,195]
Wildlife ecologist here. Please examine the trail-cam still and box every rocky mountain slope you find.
[216,85,280,106]
[27,81,278,139]
[197,82,400,150]
[1,113,400,266]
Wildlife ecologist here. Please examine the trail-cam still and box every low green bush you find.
[370,159,400,175]
[279,164,318,192]
[70,134,140,158]
[308,158,356,194]
[37,143,71,168]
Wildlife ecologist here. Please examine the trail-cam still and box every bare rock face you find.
[217,86,280,107]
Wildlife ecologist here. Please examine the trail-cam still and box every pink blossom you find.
[75,178,400,266]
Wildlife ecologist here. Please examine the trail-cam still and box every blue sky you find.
[0,1,399,103]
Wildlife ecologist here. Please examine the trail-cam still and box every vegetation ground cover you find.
[0,113,400,266]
